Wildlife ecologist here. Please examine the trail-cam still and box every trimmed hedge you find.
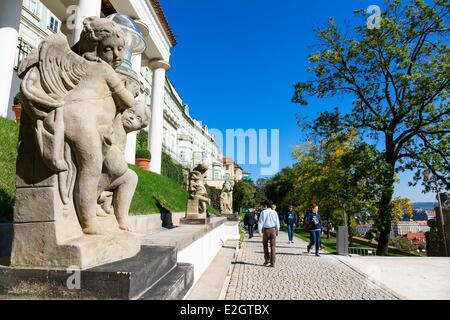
[206,185,221,212]
[161,151,185,187]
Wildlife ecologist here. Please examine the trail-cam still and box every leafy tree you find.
[254,178,268,205]
[290,122,383,229]
[233,179,256,212]
[391,197,413,221]
[292,0,449,255]
[390,236,417,253]
[264,167,296,213]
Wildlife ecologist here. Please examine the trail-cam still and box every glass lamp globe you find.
[107,13,146,69]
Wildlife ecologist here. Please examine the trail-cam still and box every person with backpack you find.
[284,205,297,244]
[304,203,322,257]
[243,209,256,239]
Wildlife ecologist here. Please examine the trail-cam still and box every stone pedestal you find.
[180,198,210,225]
[220,213,239,221]
[336,226,349,255]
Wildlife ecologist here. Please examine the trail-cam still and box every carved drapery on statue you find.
[180,163,211,224]
[11,17,150,268]
[220,180,234,215]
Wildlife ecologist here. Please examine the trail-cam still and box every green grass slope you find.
[0,118,19,222]
[129,164,188,214]
[0,117,188,221]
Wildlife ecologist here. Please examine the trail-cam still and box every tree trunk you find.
[376,134,396,256]
[347,214,353,246]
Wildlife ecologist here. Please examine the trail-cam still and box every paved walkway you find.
[335,255,450,300]
[225,231,398,300]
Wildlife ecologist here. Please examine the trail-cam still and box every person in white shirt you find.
[258,200,280,267]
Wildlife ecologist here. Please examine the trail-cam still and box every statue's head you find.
[193,163,209,174]
[79,17,126,69]
[223,180,232,191]
[122,102,151,133]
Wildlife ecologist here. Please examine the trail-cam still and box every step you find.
[87,245,177,299]
[140,263,194,300]
[0,245,178,299]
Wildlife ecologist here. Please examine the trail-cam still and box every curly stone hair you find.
[79,17,126,62]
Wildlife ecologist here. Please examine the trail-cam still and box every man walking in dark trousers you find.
[258,200,280,267]
[285,205,297,244]
[243,209,256,239]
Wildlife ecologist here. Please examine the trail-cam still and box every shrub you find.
[136,129,148,151]
[13,92,22,105]
[135,148,151,159]
[389,236,417,253]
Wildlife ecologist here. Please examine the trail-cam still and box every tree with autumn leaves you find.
[292,0,449,255]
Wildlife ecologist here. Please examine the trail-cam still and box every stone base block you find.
[220,213,239,221]
[180,217,211,225]
[186,198,199,215]
[11,221,141,269]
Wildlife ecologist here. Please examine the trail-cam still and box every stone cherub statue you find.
[96,102,151,230]
[220,179,234,215]
[18,16,147,234]
[188,163,211,214]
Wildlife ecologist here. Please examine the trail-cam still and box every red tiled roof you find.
[223,157,234,164]
[397,221,429,225]
[405,232,425,241]
[150,0,177,47]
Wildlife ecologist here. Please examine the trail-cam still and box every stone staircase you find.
[0,245,194,300]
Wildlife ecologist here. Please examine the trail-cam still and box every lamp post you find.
[424,170,448,256]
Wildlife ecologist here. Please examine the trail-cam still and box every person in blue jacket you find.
[284,205,297,244]
[305,203,322,256]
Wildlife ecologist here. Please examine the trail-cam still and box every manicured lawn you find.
[290,227,422,256]
[291,227,344,254]
[129,164,188,214]
[0,118,19,222]
[289,227,382,255]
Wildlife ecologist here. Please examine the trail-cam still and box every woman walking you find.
[305,204,322,257]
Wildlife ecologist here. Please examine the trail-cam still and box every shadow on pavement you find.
[232,261,266,267]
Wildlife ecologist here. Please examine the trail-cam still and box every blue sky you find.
[161,0,434,202]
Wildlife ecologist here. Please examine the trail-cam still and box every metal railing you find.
[348,247,376,256]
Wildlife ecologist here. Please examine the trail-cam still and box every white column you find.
[70,0,102,46]
[0,0,21,119]
[148,60,170,174]
[124,54,142,164]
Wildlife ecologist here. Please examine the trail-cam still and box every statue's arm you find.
[104,65,138,110]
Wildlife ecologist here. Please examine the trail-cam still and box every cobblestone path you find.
[225,230,398,300]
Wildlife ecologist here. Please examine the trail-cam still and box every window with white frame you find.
[180,150,186,162]
[49,16,59,33]
[24,0,38,15]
